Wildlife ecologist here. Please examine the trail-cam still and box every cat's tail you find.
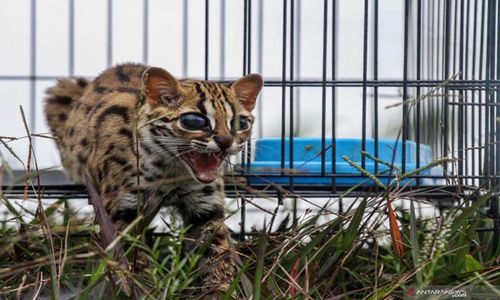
[44,77,89,138]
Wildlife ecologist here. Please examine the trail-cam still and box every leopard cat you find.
[44,63,263,296]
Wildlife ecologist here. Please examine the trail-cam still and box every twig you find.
[30,272,44,300]
[15,274,26,300]
[0,140,25,171]
[20,107,32,201]
[19,105,59,298]
[83,172,132,296]
[385,72,461,109]
[0,135,17,140]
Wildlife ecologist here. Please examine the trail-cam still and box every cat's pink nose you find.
[214,135,234,151]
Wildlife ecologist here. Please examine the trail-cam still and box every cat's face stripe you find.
[45,64,262,292]
[193,82,208,114]
[136,70,262,183]
[45,62,262,201]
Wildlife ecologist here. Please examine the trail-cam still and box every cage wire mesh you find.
[0,0,498,247]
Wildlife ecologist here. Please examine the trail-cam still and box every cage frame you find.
[0,0,499,250]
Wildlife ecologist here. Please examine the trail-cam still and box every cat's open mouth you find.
[180,151,226,183]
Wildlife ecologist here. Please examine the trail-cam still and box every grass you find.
[0,75,499,299]
[1,139,499,298]
[0,170,499,299]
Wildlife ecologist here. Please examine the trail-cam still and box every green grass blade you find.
[318,198,367,277]
[253,234,268,300]
[450,191,492,232]
[223,260,251,300]
[409,200,422,286]
[342,198,367,250]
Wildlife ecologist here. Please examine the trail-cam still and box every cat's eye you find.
[180,113,210,131]
[234,116,250,131]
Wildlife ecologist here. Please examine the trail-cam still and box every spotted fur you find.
[44,63,263,295]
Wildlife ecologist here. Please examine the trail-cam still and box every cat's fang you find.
[181,151,225,183]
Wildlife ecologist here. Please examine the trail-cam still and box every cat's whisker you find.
[139,135,188,140]
[147,148,195,165]
[147,148,194,160]
[45,62,263,293]
[165,149,194,161]
[139,138,187,143]
[139,139,189,145]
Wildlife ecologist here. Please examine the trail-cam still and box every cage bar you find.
[0,0,499,245]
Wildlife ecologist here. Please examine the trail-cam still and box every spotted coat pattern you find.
[44,63,263,296]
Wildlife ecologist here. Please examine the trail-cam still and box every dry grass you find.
[0,168,499,299]
[0,97,498,299]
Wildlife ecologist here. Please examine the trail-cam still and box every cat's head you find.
[142,67,263,184]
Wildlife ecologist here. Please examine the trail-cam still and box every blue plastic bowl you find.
[245,137,440,186]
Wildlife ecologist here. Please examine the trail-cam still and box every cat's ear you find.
[231,74,263,111]
[143,67,183,108]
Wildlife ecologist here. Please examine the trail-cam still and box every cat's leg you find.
[100,191,158,269]
[191,218,236,295]
[102,190,163,232]
[100,192,141,232]
[177,191,237,297]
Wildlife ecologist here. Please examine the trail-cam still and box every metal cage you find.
[0,0,499,247]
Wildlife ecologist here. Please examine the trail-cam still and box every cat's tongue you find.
[181,152,224,183]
